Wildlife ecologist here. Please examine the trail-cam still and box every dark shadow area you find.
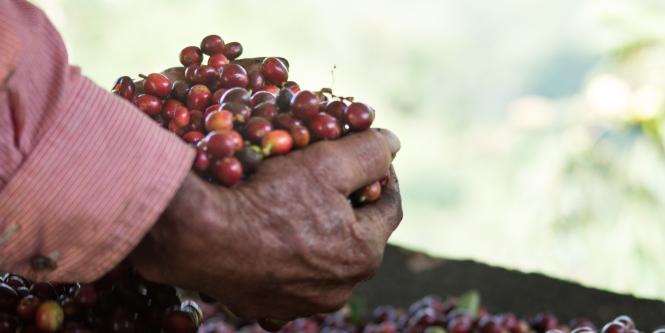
[354,245,665,330]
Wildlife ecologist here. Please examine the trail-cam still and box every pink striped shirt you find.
[0,0,195,282]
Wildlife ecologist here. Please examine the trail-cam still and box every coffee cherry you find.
[35,301,64,332]
[108,34,388,222]
[290,125,310,148]
[180,46,203,66]
[162,99,184,119]
[236,145,263,174]
[251,91,276,107]
[187,110,205,132]
[112,76,135,101]
[173,107,191,128]
[261,57,289,85]
[168,120,185,136]
[220,64,249,89]
[200,35,225,55]
[261,130,293,156]
[569,318,596,331]
[212,88,228,103]
[143,73,172,98]
[14,286,30,298]
[212,157,243,187]
[220,87,250,105]
[4,277,26,292]
[264,85,280,94]
[205,111,233,132]
[284,81,300,94]
[133,94,162,115]
[62,322,93,333]
[31,282,57,301]
[309,113,342,140]
[532,313,559,333]
[345,102,375,131]
[324,100,348,120]
[204,103,222,118]
[571,327,596,333]
[208,54,229,69]
[0,313,18,333]
[0,283,18,313]
[186,84,212,111]
[60,296,81,319]
[613,316,634,330]
[276,88,294,112]
[602,322,626,333]
[447,315,473,333]
[291,90,320,120]
[163,309,198,333]
[512,320,531,333]
[479,317,505,333]
[107,307,139,330]
[171,81,189,102]
[74,284,97,308]
[184,65,199,84]
[196,65,218,84]
[273,113,302,130]
[228,130,245,151]
[248,71,266,92]
[245,117,273,143]
[221,102,252,125]
[16,295,40,320]
[183,131,204,144]
[353,181,382,204]
[252,102,279,121]
[194,148,210,173]
[223,42,243,60]
[205,131,237,159]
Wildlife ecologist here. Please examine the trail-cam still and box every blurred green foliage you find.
[32,0,665,300]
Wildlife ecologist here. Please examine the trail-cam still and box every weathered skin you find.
[131,58,403,321]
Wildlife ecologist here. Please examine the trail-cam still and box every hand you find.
[130,128,402,320]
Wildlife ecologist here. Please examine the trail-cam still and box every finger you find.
[354,166,403,241]
[131,67,185,96]
[296,128,400,195]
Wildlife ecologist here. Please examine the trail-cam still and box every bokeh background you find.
[32,0,665,301]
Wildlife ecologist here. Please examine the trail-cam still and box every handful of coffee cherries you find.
[112,34,385,205]
[0,35,391,333]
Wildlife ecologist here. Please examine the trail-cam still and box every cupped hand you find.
[130,128,402,321]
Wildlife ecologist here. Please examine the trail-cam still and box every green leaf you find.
[457,290,480,316]
[348,300,364,325]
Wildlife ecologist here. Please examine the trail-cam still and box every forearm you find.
[0,0,195,282]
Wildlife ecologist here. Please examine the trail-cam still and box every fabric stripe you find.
[0,1,195,281]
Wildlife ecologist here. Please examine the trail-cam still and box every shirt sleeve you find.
[0,0,195,282]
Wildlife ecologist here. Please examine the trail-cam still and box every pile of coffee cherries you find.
[2,269,662,333]
[112,34,382,205]
[0,265,202,333]
[197,293,664,333]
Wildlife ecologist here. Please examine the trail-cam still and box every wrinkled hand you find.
[130,128,402,321]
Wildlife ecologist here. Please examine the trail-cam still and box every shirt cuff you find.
[0,73,195,282]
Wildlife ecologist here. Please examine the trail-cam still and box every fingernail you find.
[375,128,401,156]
